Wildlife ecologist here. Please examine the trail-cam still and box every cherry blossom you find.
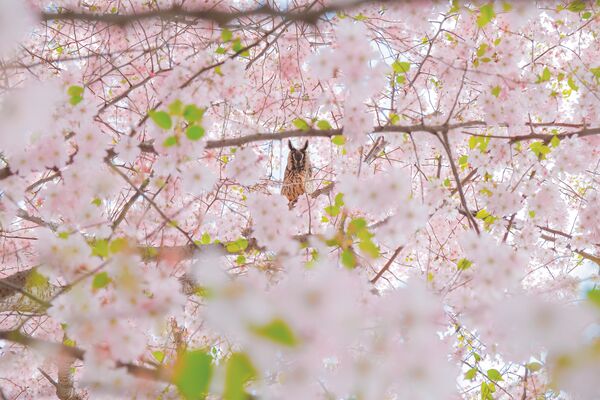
[0,1,599,399]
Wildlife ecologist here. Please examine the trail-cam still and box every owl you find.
[281,140,312,205]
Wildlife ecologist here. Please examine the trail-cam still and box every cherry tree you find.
[0,0,599,399]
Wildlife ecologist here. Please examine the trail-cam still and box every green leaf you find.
[91,239,109,258]
[226,238,249,253]
[224,353,256,400]
[221,28,233,42]
[591,67,600,79]
[457,258,473,271]
[341,249,356,269]
[449,0,460,13]
[481,381,492,400]
[526,362,543,372]
[186,126,205,141]
[316,119,332,130]
[389,113,400,125]
[236,255,246,265]
[348,218,367,235]
[458,154,469,168]
[168,99,183,116]
[392,61,411,73]
[201,233,211,245]
[476,209,490,220]
[293,118,310,131]
[109,237,128,254]
[487,369,503,382]
[174,350,213,400]
[152,350,165,364]
[359,239,380,258]
[149,111,172,130]
[67,85,84,97]
[331,135,346,146]
[25,269,49,289]
[477,3,495,27]
[324,205,340,217]
[334,193,344,207]
[568,76,579,91]
[587,288,600,308]
[395,74,406,84]
[69,96,83,106]
[250,318,298,347]
[232,39,244,53]
[92,272,110,289]
[477,43,488,57]
[538,67,551,83]
[550,135,560,148]
[163,135,179,147]
[465,368,477,380]
[183,105,204,123]
[491,85,501,97]
[529,141,551,159]
[566,0,586,12]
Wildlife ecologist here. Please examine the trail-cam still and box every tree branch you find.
[40,1,390,27]
[0,330,167,381]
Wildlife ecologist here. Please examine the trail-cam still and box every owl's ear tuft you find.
[301,140,308,151]
[288,140,295,151]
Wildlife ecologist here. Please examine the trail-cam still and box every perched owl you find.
[281,140,312,205]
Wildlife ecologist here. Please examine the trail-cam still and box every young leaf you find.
[224,353,256,400]
[316,119,332,130]
[587,288,600,308]
[487,368,503,382]
[341,249,356,269]
[67,85,84,97]
[221,28,233,42]
[465,368,477,380]
[163,135,178,147]
[292,118,310,131]
[152,350,165,364]
[149,111,172,130]
[526,362,543,372]
[457,258,473,271]
[331,135,346,146]
[173,350,213,400]
[392,60,410,73]
[538,67,551,83]
[183,105,204,123]
[168,99,183,115]
[477,3,495,27]
[491,85,501,97]
[92,272,110,289]
[186,126,205,141]
[250,319,298,347]
[566,0,586,12]
[91,239,109,258]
